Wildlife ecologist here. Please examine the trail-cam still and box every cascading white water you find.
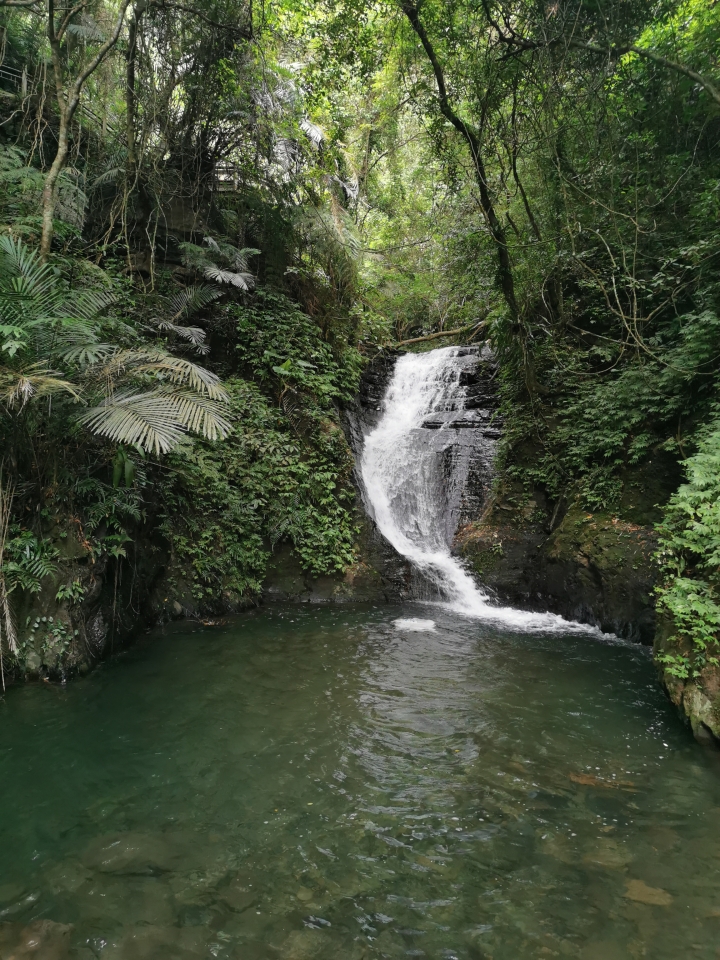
[360,346,586,631]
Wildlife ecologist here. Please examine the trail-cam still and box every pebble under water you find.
[1,604,720,960]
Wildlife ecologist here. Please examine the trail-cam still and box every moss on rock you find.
[456,483,658,642]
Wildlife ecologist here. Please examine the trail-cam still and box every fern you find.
[90,348,229,400]
[155,284,222,354]
[656,414,720,673]
[2,530,59,595]
[167,284,221,320]
[79,388,232,455]
[0,237,233,454]
[66,15,105,41]
[0,363,82,408]
[179,240,259,290]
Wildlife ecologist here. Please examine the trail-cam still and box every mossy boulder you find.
[654,615,720,742]
[456,488,658,642]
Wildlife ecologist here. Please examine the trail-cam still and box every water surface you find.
[1,604,719,960]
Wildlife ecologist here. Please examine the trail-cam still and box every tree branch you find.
[150,0,252,37]
[399,1,518,320]
[56,1,88,44]
[602,42,720,109]
[482,5,720,110]
[68,0,132,115]
[395,321,487,347]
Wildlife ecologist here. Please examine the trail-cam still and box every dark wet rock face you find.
[655,618,720,742]
[263,350,412,603]
[456,499,658,643]
[438,347,501,539]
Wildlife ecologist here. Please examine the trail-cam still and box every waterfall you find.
[360,346,583,631]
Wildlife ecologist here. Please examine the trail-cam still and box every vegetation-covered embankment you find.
[0,0,397,681]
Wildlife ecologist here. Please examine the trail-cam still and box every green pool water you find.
[1,604,719,960]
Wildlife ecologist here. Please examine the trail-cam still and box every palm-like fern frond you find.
[60,287,116,323]
[156,321,209,353]
[0,364,82,409]
[0,238,232,456]
[90,167,123,189]
[0,235,56,303]
[202,265,255,289]
[220,243,260,274]
[92,348,228,400]
[89,148,128,191]
[168,285,222,321]
[79,388,232,455]
[56,336,115,366]
[0,236,116,361]
[66,14,106,41]
[179,240,259,291]
[300,118,325,146]
[157,285,221,355]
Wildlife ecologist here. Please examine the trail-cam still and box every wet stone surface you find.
[1,604,720,960]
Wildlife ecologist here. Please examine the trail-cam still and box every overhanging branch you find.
[395,321,488,347]
[481,3,720,110]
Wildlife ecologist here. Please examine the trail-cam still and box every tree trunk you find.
[399,3,554,396]
[40,0,132,259]
[40,107,69,259]
[126,11,139,172]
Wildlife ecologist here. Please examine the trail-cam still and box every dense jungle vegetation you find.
[0,0,719,680]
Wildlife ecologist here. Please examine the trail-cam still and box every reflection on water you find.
[1,604,719,960]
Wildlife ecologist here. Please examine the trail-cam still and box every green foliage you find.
[55,579,86,604]
[233,288,364,405]
[0,236,233,455]
[179,240,259,291]
[161,376,358,602]
[503,310,720,508]
[160,288,364,604]
[4,0,720,646]
[20,614,79,668]
[656,417,720,676]
[1,530,59,595]
[0,146,85,240]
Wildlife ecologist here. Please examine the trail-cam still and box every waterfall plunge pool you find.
[1,603,719,960]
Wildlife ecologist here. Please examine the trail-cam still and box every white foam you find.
[394,618,437,632]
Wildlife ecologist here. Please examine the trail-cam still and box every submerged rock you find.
[580,942,631,960]
[81,832,181,875]
[218,880,258,914]
[0,920,72,960]
[98,925,206,960]
[623,879,673,907]
[43,860,92,894]
[279,928,330,960]
[77,876,175,925]
[0,886,27,912]
[583,838,633,870]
